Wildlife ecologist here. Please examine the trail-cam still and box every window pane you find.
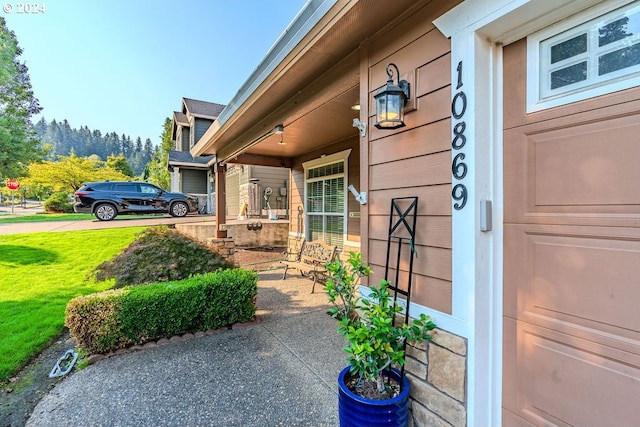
[308,215,323,241]
[599,44,640,75]
[306,181,323,213]
[324,177,344,213]
[550,33,587,64]
[599,12,640,46]
[307,162,344,179]
[550,61,587,89]
[326,216,344,249]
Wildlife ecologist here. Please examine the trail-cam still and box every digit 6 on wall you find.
[451,61,468,210]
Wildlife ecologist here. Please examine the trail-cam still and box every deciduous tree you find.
[25,154,130,192]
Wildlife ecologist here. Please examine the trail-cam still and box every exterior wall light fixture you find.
[274,124,286,145]
[374,63,410,129]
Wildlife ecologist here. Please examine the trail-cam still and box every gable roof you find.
[183,98,226,119]
[173,111,189,126]
[167,150,215,169]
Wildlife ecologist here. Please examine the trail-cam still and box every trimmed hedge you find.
[66,269,258,354]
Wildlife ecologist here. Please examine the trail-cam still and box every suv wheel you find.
[170,201,188,217]
[95,203,117,221]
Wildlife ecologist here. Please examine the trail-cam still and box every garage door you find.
[502,35,640,426]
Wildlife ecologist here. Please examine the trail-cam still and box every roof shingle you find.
[183,98,226,118]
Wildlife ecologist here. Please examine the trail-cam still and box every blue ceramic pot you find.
[338,366,410,427]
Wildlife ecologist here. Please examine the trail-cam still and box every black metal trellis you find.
[383,196,419,388]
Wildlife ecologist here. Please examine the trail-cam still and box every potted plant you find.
[325,251,436,427]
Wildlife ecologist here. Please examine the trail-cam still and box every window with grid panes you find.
[305,161,345,249]
[528,2,640,111]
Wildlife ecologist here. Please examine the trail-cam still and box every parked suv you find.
[73,181,199,221]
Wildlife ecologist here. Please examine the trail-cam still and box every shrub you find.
[91,226,234,288]
[66,269,258,354]
[43,192,73,213]
[65,288,130,352]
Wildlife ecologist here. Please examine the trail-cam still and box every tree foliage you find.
[34,118,155,176]
[106,154,134,177]
[24,154,131,192]
[0,17,43,179]
[145,117,172,190]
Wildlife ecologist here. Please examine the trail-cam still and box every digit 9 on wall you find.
[451,61,468,210]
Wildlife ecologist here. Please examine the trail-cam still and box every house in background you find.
[191,0,640,426]
[169,97,289,218]
[169,98,223,213]
[225,164,289,219]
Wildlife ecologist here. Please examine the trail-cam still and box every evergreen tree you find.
[34,117,47,138]
[23,116,158,177]
[146,118,172,189]
[0,17,42,178]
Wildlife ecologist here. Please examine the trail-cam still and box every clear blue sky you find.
[3,0,307,145]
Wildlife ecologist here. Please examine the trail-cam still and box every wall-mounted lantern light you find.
[374,63,410,129]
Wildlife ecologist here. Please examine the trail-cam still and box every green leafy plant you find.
[325,251,436,395]
[43,191,73,213]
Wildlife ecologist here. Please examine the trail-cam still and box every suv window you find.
[87,183,112,191]
[140,184,159,194]
[114,183,138,192]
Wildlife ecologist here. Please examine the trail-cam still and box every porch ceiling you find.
[227,83,360,164]
[193,0,418,165]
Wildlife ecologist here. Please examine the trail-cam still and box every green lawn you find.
[0,227,145,382]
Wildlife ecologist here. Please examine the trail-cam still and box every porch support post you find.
[215,162,227,238]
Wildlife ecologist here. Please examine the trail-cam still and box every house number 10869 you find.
[451,61,468,210]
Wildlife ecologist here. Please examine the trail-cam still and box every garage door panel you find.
[532,116,640,207]
[504,115,640,225]
[528,231,640,340]
[511,322,640,427]
[506,224,640,352]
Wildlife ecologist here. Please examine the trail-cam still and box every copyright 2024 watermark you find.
[2,3,46,14]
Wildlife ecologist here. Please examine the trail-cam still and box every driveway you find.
[0,214,216,235]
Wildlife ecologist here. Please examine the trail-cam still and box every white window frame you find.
[302,149,351,248]
[527,1,640,112]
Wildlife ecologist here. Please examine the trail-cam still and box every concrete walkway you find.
[26,272,346,427]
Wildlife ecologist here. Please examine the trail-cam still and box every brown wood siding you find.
[364,2,454,313]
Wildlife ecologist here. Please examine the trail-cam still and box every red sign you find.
[6,179,20,191]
